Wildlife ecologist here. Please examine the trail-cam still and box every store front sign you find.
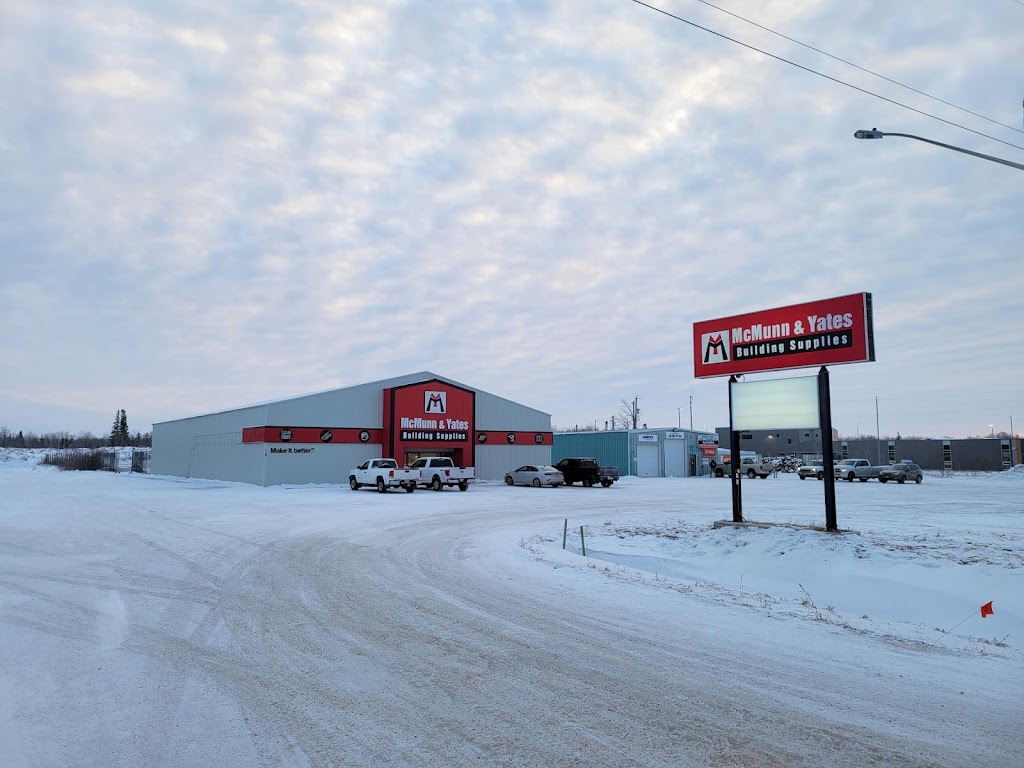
[694,292,875,378]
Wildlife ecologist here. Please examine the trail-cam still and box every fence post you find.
[562,519,568,550]
[579,526,586,557]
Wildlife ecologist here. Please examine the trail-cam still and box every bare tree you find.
[619,398,641,430]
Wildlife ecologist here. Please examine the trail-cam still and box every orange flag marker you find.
[980,601,994,618]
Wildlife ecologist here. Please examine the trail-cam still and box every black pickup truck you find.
[554,457,620,487]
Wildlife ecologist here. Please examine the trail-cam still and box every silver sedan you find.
[504,465,564,488]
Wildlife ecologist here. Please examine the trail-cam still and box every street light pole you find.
[1011,413,1016,466]
[854,129,1024,172]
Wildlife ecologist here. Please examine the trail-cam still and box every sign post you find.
[695,293,875,531]
[728,375,742,523]
[818,367,838,531]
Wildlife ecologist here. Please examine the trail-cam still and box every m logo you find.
[424,390,447,414]
[702,331,730,364]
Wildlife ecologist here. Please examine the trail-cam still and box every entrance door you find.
[404,449,456,467]
[636,444,660,477]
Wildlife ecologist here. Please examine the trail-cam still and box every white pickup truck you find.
[711,456,773,479]
[833,458,887,482]
[409,456,475,491]
[348,459,419,493]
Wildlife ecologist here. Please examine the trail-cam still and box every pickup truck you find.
[349,459,419,493]
[833,458,888,482]
[409,456,475,491]
[711,456,773,479]
[554,457,620,487]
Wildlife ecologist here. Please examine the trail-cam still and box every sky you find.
[2,0,1023,440]
[0,450,1020,765]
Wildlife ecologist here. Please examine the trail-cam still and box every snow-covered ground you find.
[1,450,1021,766]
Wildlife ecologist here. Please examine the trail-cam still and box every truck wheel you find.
[759,474,768,479]
[747,469,756,479]
[846,474,854,482]
[714,468,724,478]
[859,478,868,482]
[376,477,387,493]
[431,476,442,491]
[799,475,806,480]
[879,477,888,483]
[404,484,415,493]
[816,472,823,480]
[349,477,360,490]
[583,479,594,487]
[458,481,469,491]
[915,476,923,484]
[601,479,612,487]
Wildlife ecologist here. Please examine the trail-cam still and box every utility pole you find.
[875,395,881,465]
[689,393,694,430]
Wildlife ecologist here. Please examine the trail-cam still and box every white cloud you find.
[0,0,1021,436]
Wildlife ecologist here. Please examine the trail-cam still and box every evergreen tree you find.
[111,411,121,446]
[119,410,129,446]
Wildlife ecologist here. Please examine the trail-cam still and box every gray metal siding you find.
[475,391,551,431]
[832,438,1007,471]
[151,370,553,486]
[152,405,268,482]
[474,446,552,482]
[263,444,389,486]
[265,383,385,429]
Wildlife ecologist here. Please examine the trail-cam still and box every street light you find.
[990,424,995,438]
[854,129,1024,172]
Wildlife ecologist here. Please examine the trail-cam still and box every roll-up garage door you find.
[637,444,660,477]
[664,439,685,477]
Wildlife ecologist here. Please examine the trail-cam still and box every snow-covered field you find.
[1,449,1021,767]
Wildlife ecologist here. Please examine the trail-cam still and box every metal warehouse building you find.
[151,372,553,486]
[554,428,714,477]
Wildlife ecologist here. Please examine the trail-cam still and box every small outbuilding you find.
[554,427,714,477]
[152,372,552,486]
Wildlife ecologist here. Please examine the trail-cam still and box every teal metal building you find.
[553,428,709,477]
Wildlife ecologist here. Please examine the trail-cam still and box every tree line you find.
[0,409,151,449]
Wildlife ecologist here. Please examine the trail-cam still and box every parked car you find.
[797,460,826,480]
[348,458,418,493]
[504,465,564,487]
[879,463,924,484]
[554,457,619,487]
[409,456,475,491]
[833,458,888,482]
[712,456,773,479]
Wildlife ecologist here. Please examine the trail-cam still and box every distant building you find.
[715,428,1019,472]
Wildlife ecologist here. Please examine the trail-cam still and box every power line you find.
[630,0,1024,153]
[681,0,1024,135]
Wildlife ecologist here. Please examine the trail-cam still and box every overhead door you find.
[637,444,660,477]
[664,439,686,477]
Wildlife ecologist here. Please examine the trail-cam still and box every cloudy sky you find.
[2,0,1022,440]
